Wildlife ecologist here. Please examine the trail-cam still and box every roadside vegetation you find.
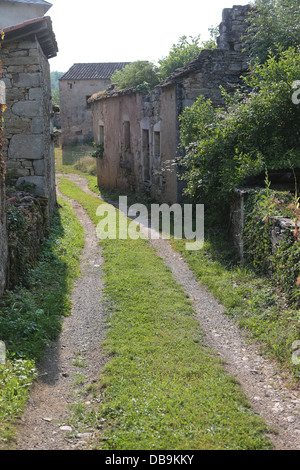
[55,147,300,380]
[58,176,272,450]
[110,31,217,91]
[0,199,84,448]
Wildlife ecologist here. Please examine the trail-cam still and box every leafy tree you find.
[244,0,300,63]
[50,71,64,105]
[178,48,300,216]
[111,61,159,90]
[111,28,218,89]
[158,35,204,80]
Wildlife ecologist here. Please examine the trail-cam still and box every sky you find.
[48,0,251,73]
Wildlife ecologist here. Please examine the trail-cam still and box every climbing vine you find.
[243,186,300,305]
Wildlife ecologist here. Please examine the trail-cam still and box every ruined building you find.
[59,62,129,147]
[89,4,251,204]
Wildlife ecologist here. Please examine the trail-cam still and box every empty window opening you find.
[142,129,150,180]
[123,121,131,150]
[99,125,104,145]
[86,95,92,109]
[154,131,160,159]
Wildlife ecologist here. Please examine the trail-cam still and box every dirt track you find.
[13,175,300,450]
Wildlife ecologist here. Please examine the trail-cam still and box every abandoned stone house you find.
[0,0,58,295]
[89,4,251,204]
[59,62,130,148]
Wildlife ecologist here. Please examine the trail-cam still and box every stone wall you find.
[1,35,56,215]
[60,78,112,148]
[217,4,251,52]
[6,189,49,289]
[230,188,298,263]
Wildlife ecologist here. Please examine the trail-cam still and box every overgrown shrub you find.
[73,155,97,175]
[243,186,300,305]
[178,48,300,220]
[243,0,300,64]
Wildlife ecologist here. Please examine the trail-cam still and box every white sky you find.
[48,0,251,72]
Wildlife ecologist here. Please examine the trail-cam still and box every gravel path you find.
[14,185,107,450]
[13,174,300,450]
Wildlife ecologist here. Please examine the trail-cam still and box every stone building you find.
[0,0,57,295]
[90,4,251,204]
[59,62,129,147]
[1,12,58,215]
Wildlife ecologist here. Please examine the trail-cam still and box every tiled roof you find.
[3,16,58,59]
[60,63,130,81]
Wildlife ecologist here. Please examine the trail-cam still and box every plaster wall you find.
[59,78,111,147]
[0,3,46,29]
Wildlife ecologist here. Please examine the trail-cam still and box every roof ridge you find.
[60,62,130,81]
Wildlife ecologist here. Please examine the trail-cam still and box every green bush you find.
[111,61,159,90]
[243,186,300,305]
[243,0,300,63]
[178,48,300,218]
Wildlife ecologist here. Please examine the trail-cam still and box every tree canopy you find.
[244,0,300,63]
[111,30,217,90]
[110,61,160,91]
[178,48,300,213]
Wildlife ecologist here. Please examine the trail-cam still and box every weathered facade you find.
[90,4,251,204]
[91,85,179,203]
[59,63,129,147]
[1,15,58,215]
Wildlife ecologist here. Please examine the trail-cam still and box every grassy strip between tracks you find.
[58,176,272,450]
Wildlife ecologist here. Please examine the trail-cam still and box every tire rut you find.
[59,174,300,450]
[13,185,107,450]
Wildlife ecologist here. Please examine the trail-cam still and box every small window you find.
[99,125,104,145]
[68,82,73,89]
[123,121,131,150]
[86,95,92,109]
[154,131,160,158]
[142,129,150,180]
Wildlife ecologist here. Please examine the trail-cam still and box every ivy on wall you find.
[243,186,300,305]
